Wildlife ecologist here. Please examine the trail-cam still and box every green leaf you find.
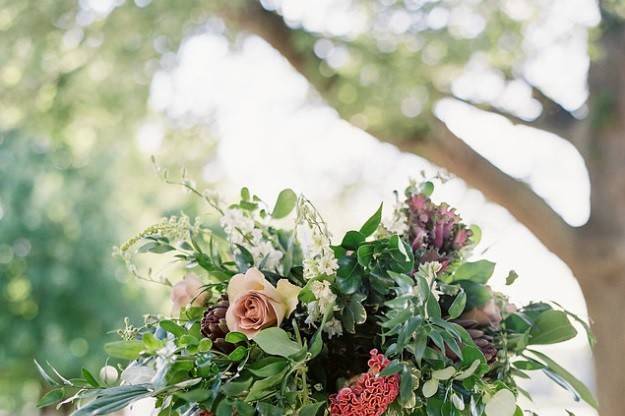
[422,378,439,398]
[104,340,144,360]
[271,189,297,219]
[336,273,361,295]
[248,357,289,378]
[469,224,482,246]
[159,320,186,337]
[256,402,285,416]
[245,368,289,402]
[71,385,152,416]
[526,350,598,409]
[512,360,545,371]
[421,181,434,196]
[81,368,100,387]
[505,270,519,285]
[298,401,325,416]
[359,203,383,237]
[453,260,495,284]
[356,244,374,267]
[228,346,249,362]
[253,328,301,357]
[142,332,163,352]
[37,388,64,408]
[455,359,481,380]
[198,338,213,352]
[341,230,365,250]
[484,389,516,416]
[379,360,403,376]
[399,368,413,405]
[458,280,493,308]
[225,331,248,344]
[221,375,254,396]
[448,291,467,319]
[529,310,577,345]
[432,366,456,380]
[426,295,441,319]
[241,187,251,201]
[34,360,60,386]
[175,388,212,402]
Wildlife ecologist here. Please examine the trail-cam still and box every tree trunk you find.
[577,18,625,416]
[579,269,625,416]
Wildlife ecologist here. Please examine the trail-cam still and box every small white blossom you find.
[221,208,284,272]
[220,208,255,237]
[317,254,339,276]
[305,280,338,327]
[309,229,330,257]
[324,317,343,339]
[310,280,336,312]
[253,241,284,271]
[305,301,321,326]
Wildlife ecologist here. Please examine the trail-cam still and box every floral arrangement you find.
[37,179,597,416]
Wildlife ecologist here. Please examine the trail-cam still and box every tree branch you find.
[451,90,579,140]
[221,2,581,267]
[396,122,580,268]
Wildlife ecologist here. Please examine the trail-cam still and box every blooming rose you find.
[171,274,208,313]
[225,267,300,339]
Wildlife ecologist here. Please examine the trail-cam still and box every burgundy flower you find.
[329,349,400,416]
[407,193,472,268]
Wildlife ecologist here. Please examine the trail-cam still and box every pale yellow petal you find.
[276,279,301,316]
[227,272,248,301]
[268,298,287,328]
[225,301,239,332]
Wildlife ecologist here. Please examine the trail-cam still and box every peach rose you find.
[171,274,208,313]
[225,268,301,339]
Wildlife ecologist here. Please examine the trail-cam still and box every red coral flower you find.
[329,349,400,416]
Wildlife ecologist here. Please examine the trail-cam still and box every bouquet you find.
[36,178,597,416]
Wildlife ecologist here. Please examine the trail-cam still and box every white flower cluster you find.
[302,228,338,280]
[305,280,342,338]
[220,208,283,271]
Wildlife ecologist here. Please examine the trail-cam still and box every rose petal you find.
[276,279,301,316]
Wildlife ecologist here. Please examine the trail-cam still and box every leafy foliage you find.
[0,132,145,411]
[34,180,595,416]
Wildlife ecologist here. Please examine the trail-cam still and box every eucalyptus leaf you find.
[422,378,439,398]
[484,389,516,416]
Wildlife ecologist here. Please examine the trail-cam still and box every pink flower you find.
[225,268,300,339]
[170,274,208,313]
[329,349,400,416]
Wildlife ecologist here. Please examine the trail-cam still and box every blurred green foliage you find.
[0,131,148,412]
[2,0,623,413]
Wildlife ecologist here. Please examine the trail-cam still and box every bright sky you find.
[130,0,599,414]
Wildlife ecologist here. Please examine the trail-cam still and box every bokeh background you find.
[2,0,624,415]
